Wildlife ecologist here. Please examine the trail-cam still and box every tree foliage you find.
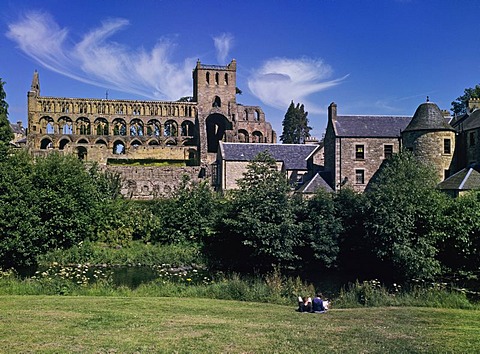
[364,151,447,280]
[0,78,14,160]
[451,84,480,115]
[294,190,343,270]
[0,152,122,268]
[280,101,311,144]
[211,151,300,272]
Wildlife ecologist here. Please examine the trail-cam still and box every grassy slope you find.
[0,296,479,353]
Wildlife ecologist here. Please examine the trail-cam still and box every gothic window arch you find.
[113,118,127,136]
[215,72,219,85]
[94,118,109,135]
[206,72,210,84]
[213,96,221,107]
[238,129,249,143]
[146,119,161,136]
[58,138,71,150]
[76,117,91,135]
[164,120,178,137]
[40,137,53,149]
[58,116,73,134]
[224,73,228,85]
[252,131,263,143]
[130,119,144,136]
[181,120,195,137]
[113,140,126,155]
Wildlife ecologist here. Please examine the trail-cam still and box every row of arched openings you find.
[39,116,195,138]
[206,72,229,85]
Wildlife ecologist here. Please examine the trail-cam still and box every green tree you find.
[150,176,221,245]
[212,151,300,272]
[295,190,343,270]
[364,151,447,280]
[451,84,480,115]
[0,78,14,160]
[280,101,311,144]
[437,191,480,273]
[0,151,40,268]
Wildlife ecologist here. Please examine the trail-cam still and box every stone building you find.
[26,60,277,198]
[323,100,459,192]
[324,102,411,192]
[214,141,324,192]
[401,101,456,181]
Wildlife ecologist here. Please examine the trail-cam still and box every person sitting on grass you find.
[312,292,327,313]
[297,295,312,312]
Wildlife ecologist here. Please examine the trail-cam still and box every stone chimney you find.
[328,102,337,124]
[468,97,480,113]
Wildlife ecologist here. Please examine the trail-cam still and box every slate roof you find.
[403,102,455,132]
[437,165,480,191]
[220,142,319,170]
[453,109,480,131]
[334,115,411,137]
[297,172,334,194]
[9,122,25,135]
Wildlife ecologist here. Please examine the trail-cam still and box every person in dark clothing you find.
[312,292,327,313]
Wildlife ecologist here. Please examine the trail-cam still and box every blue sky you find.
[1,0,480,138]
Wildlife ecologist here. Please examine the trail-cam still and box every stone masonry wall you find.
[107,165,204,199]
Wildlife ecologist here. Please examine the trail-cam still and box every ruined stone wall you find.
[107,165,204,199]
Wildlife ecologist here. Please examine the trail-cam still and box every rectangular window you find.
[355,169,365,184]
[355,145,365,159]
[470,132,476,146]
[384,145,393,159]
[444,139,451,154]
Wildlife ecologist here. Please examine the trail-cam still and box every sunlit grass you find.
[0,296,479,353]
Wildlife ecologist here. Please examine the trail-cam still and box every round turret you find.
[402,101,456,181]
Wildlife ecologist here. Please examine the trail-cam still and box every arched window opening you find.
[224,73,228,85]
[131,140,142,147]
[77,139,88,144]
[238,129,249,143]
[206,72,210,84]
[147,120,161,137]
[130,119,144,136]
[40,138,53,149]
[181,121,195,137]
[46,122,54,134]
[164,120,178,137]
[77,146,87,160]
[77,117,91,135]
[148,140,159,146]
[59,139,70,150]
[113,141,126,155]
[255,110,260,121]
[213,96,221,108]
[244,110,249,121]
[95,118,108,135]
[95,139,107,146]
[59,117,73,135]
[215,72,219,85]
[165,139,177,146]
[113,119,127,136]
[252,131,263,143]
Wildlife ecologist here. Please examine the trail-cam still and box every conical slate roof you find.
[403,102,455,132]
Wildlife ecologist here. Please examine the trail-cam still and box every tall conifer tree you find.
[280,101,311,144]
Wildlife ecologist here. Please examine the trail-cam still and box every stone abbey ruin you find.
[27,60,276,198]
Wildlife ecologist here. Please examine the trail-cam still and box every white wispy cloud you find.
[213,33,233,64]
[6,11,194,100]
[248,57,347,113]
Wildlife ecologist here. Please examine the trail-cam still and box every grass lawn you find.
[0,296,479,353]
